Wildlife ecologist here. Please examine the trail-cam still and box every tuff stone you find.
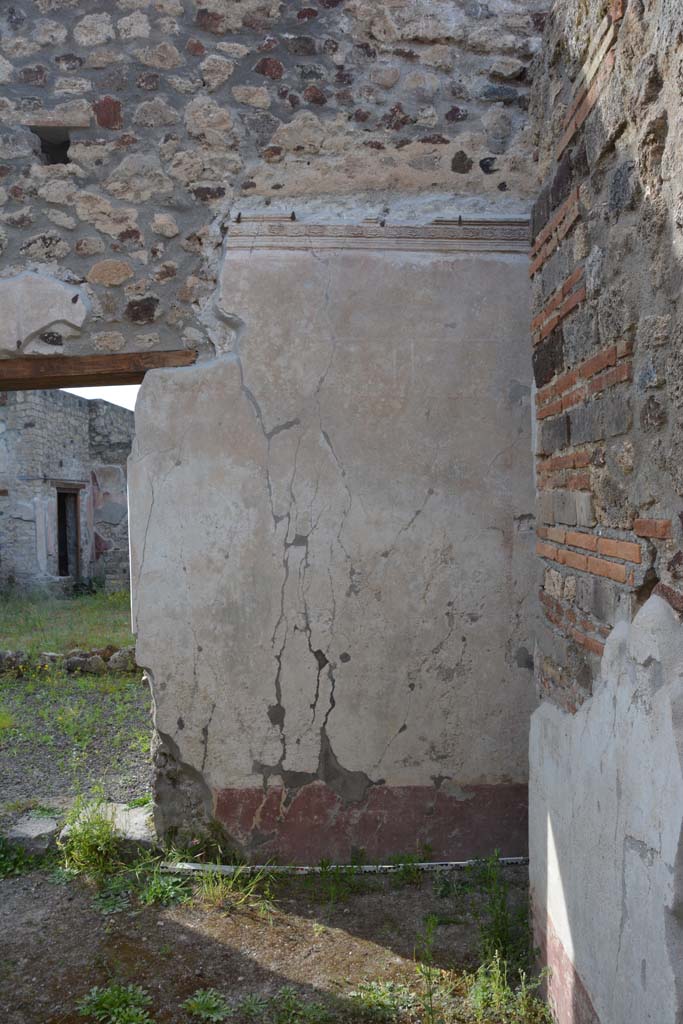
[133,97,178,126]
[105,153,174,203]
[134,42,183,69]
[232,85,271,108]
[73,13,116,47]
[199,55,235,92]
[184,95,233,143]
[86,259,134,286]
[151,213,179,237]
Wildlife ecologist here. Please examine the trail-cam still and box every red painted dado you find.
[534,905,601,1024]
[213,782,527,863]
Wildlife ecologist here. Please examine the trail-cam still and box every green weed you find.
[93,874,133,915]
[466,953,552,1023]
[387,853,424,888]
[305,860,370,908]
[415,914,440,1024]
[0,706,16,731]
[238,994,268,1020]
[127,795,152,809]
[435,854,532,974]
[60,797,122,879]
[76,983,154,1024]
[136,865,191,907]
[0,835,35,877]
[347,980,417,1021]
[195,863,275,916]
[265,986,334,1024]
[182,988,231,1022]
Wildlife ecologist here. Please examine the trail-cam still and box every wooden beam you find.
[0,349,198,391]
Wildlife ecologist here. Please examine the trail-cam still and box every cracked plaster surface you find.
[129,242,536,826]
[530,595,683,1024]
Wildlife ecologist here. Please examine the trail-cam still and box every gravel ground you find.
[0,664,152,831]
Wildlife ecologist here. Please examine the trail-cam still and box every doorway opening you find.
[57,488,80,578]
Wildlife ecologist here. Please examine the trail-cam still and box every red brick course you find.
[633,518,672,539]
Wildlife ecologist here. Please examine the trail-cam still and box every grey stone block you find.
[553,489,577,526]
[576,491,596,527]
[539,491,554,525]
[535,621,569,668]
[7,815,59,855]
[537,413,569,455]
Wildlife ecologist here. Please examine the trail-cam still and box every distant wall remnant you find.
[528,1,683,1020]
[0,389,134,591]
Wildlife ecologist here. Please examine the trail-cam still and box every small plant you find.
[307,860,366,909]
[93,874,133,915]
[195,863,275,917]
[268,986,333,1024]
[77,983,154,1024]
[388,853,423,887]
[182,988,231,1022]
[415,915,448,1024]
[348,980,417,1021]
[127,795,152,809]
[239,993,268,1020]
[136,865,191,907]
[467,853,532,975]
[235,988,336,1024]
[466,953,552,1023]
[0,835,34,877]
[60,797,122,879]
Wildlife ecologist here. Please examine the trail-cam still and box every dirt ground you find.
[1,862,531,1024]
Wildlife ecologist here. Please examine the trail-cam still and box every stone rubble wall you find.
[0,0,545,362]
[528,2,683,1020]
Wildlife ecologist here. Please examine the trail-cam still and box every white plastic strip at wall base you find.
[161,857,529,877]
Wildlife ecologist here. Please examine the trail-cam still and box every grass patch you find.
[0,706,16,730]
[301,860,378,909]
[0,659,149,779]
[0,589,133,655]
[195,863,276,917]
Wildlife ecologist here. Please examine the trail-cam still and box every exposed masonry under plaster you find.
[129,217,538,861]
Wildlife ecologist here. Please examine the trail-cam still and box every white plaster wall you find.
[530,595,683,1024]
[130,229,538,856]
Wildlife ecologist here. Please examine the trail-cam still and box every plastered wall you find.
[130,218,537,860]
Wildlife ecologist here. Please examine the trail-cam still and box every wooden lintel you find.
[0,349,198,391]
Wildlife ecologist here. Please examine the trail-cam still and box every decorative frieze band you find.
[226,218,530,254]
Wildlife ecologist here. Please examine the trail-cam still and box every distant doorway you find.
[57,489,80,578]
